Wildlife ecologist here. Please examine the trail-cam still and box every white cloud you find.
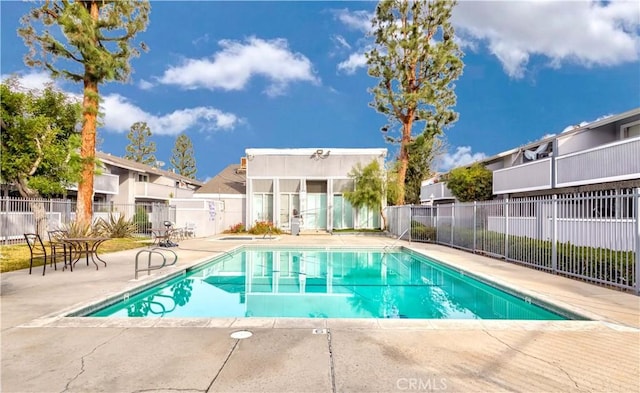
[333,35,352,50]
[101,94,241,135]
[2,70,241,136]
[192,33,210,46]
[438,146,487,172]
[337,52,368,74]
[159,36,319,97]
[1,70,64,91]
[333,9,373,33]
[453,1,640,78]
[138,79,154,90]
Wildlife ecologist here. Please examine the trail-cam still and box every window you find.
[279,193,300,228]
[621,120,640,139]
[333,194,354,229]
[252,193,273,223]
[137,173,149,182]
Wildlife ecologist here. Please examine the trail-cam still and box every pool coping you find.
[18,244,637,332]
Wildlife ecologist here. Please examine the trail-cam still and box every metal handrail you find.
[134,247,178,279]
[383,228,410,253]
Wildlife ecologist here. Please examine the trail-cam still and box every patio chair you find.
[47,230,69,271]
[24,233,49,275]
[184,222,196,238]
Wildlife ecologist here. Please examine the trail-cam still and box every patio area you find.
[2,235,639,392]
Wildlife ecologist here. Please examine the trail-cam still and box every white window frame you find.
[620,120,640,139]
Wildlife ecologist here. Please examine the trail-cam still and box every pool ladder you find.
[134,247,178,279]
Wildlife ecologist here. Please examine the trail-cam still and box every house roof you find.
[195,164,246,195]
[96,151,204,186]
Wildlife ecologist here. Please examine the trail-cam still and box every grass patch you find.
[0,237,150,273]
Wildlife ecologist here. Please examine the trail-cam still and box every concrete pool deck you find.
[1,234,639,392]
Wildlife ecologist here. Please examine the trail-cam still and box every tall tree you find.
[170,133,197,179]
[1,78,82,236]
[446,163,493,202]
[404,134,444,204]
[19,0,150,225]
[125,121,156,165]
[344,160,387,230]
[367,0,463,205]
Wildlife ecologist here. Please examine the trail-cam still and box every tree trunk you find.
[77,1,101,226]
[380,206,387,231]
[77,77,98,226]
[16,178,48,239]
[395,119,413,205]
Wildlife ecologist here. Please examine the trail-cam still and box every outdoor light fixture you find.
[312,149,330,160]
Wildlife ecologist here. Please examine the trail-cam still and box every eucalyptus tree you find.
[367,0,463,205]
[170,133,197,179]
[19,0,150,225]
[125,121,156,165]
[1,79,82,236]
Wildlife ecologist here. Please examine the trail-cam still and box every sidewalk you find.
[2,235,639,392]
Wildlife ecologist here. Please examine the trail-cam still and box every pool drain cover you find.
[230,330,253,339]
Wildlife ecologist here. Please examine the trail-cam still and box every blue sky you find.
[2,1,639,181]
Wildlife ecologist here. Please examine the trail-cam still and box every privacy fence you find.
[386,189,640,294]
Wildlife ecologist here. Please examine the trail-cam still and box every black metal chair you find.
[24,233,49,275]
[47,230,69,271]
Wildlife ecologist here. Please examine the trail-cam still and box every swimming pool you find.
[88,247,573,320]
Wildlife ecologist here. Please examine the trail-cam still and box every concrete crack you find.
[327,328,337,393]
[483,330,587,392]
[205,339,239,392]
[60,328,128,393]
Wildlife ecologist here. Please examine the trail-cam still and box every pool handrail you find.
[383,228,410,253]
[135,247,178,279]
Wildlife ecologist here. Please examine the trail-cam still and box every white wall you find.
[170,198,225,237]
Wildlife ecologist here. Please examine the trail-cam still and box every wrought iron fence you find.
[0,197,176,244]
[386,188,640,294]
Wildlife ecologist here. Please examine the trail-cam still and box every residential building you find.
[89,152,204,205]
[243,148,388,232]
[421,107,640,203]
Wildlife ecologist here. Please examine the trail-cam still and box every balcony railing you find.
[555,136,640,187]
[68,173,119,195]
[135,182,195,199]
[493,157,552,195]
[420,182,453,201]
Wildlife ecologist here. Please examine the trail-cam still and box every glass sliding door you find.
[252,193,273,223]
[279,193,300,229]
[333,194,354,229]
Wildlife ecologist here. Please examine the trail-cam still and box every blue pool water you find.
[89,247,571,320]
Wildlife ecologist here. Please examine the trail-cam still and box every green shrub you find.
[132,207,151,233]
[63,220,96,237]
[248,221,282,235]
[435,226,635,287]
[411,221,436,241]
[95,214,137,238]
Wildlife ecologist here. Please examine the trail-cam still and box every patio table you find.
[62,237,110,270]
[151,228,178,247]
